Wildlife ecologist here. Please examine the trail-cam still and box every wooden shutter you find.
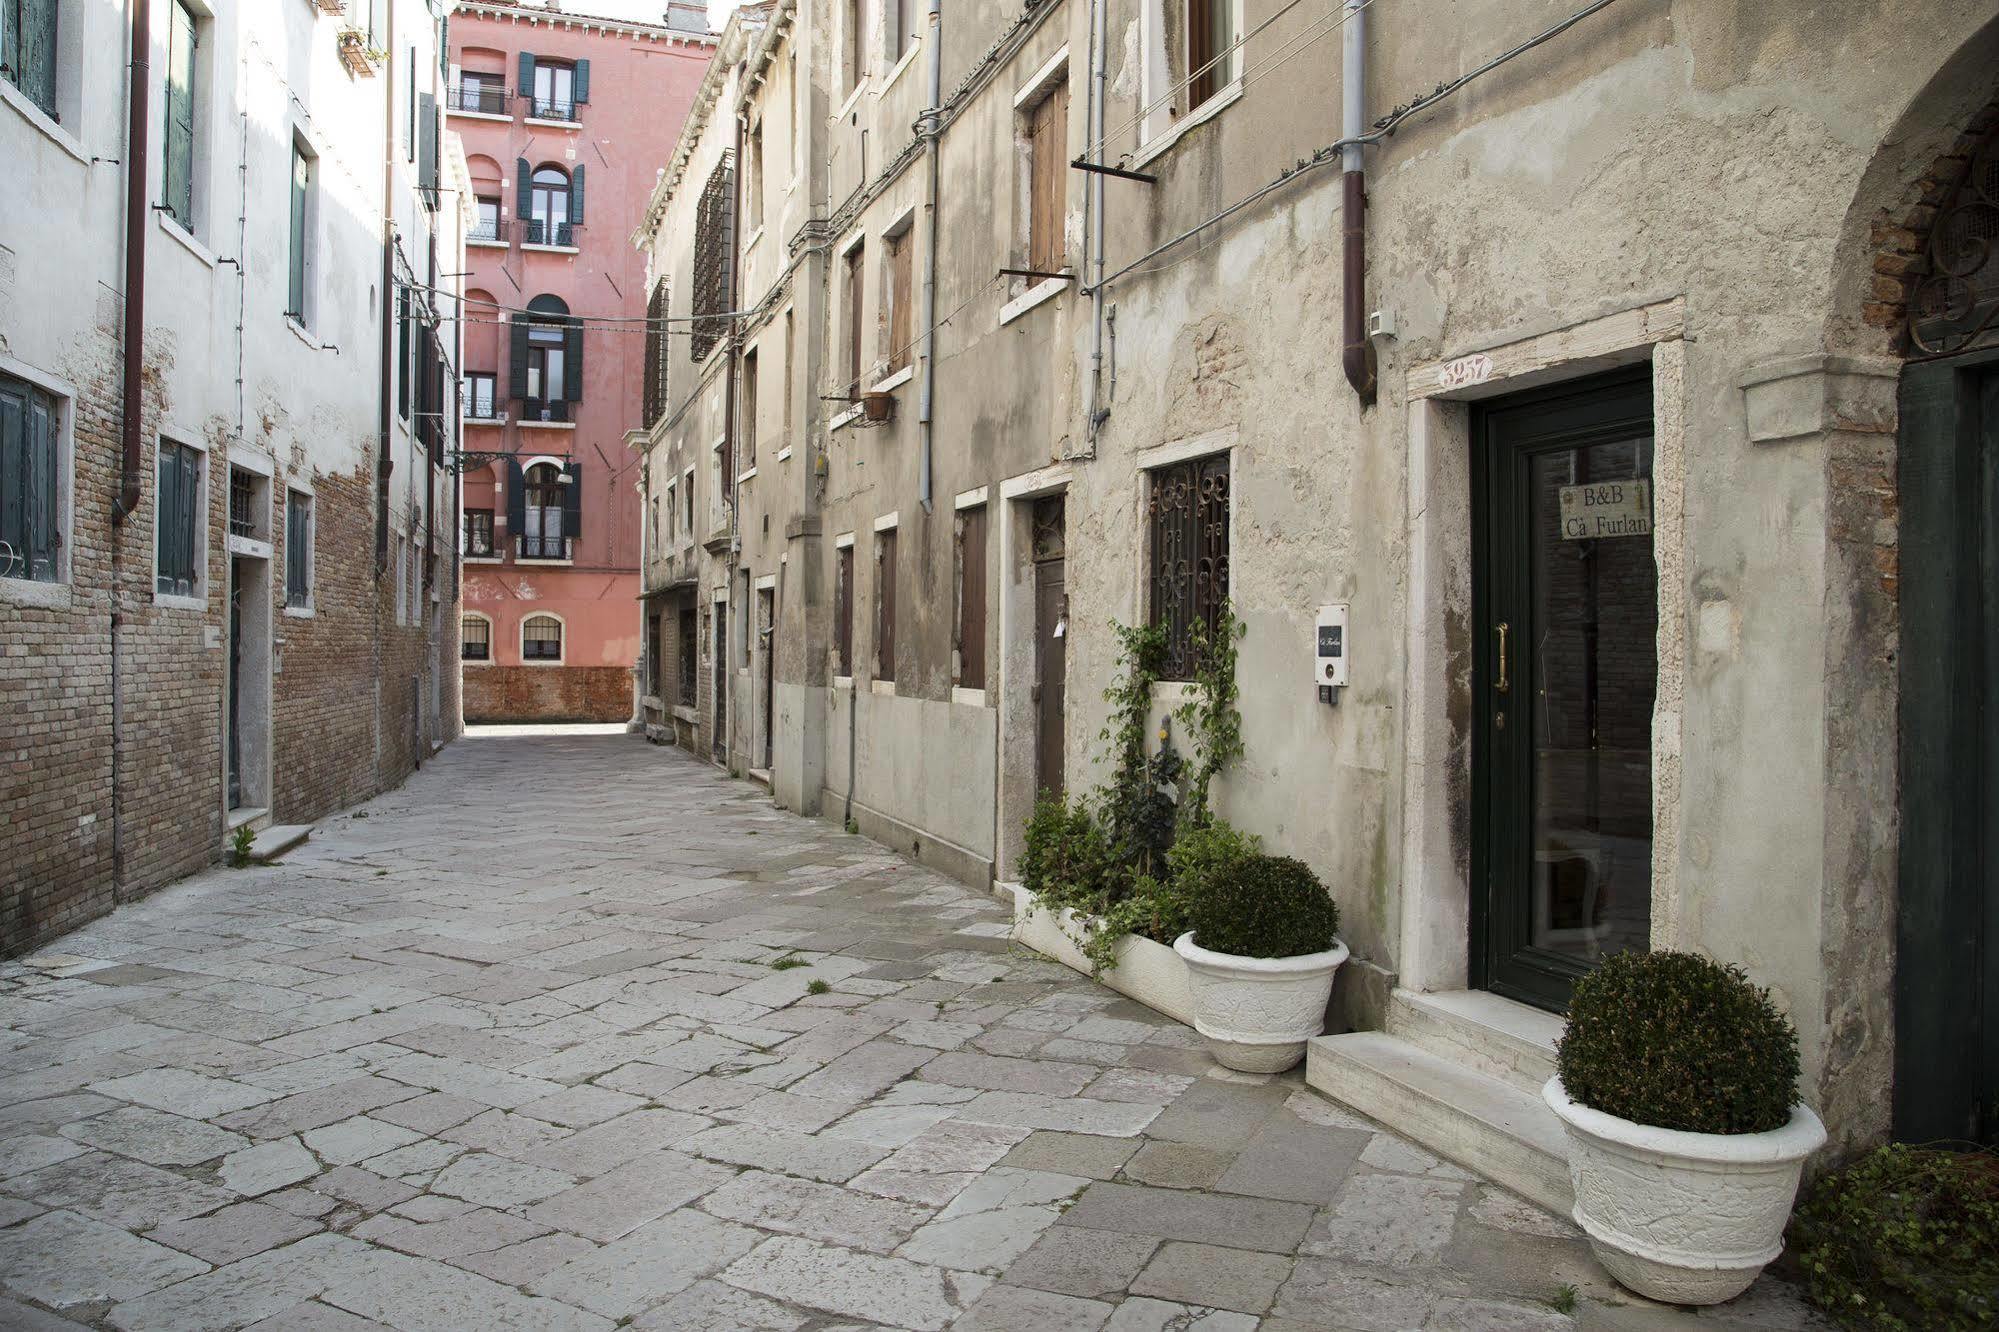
[26,394,53,578]
[958,507,987,691]
[419,91,438,200]
[15,0,58,118]
[887,232,913,373]
[0,384,23,574]
[563,461,583,543]
[397,291,411,418]
[1029,83,1068,274]
[564,321,584,401]
[876,528,897,681]
[837,545,853,676]
[505,452,526,546]
[569,163,585,226]
[518,51,535,104]
[164,1,196,224]
[573,58,590,104]
[515,156,532,224]
[1187,0,1229,108]
[741,349,758,467]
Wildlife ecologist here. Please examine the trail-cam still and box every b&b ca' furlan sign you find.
[1557,479,1652,540]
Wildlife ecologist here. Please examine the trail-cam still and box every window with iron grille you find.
[461,614,491,661]
[285,490,312,608]
[678,606,697,704]
[1147,453,1229,681]
[642,281,670,426]
[690,151,735,363]
[228,467,257,539]
[470,196,501,242]
[522,613,562,661]
[464,508,494,557]
[836,543,854,677]
[155,440,202,598]
[875,526,897,683]
[645,612,662,694]
[0,371,61,583]
[956,506,987,691]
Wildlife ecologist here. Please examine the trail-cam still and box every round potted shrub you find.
[1543,951,1826,1305]
[1173,852,1346,1073]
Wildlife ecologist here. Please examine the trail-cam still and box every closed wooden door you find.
[1032,496,1068,799]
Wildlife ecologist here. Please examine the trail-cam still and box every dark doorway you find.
[1032,497,1068,800]
[1897,349,1999,1146]
[227,557,245,811]
[757,586,776,772]
[1472,369,1657,1012]
[712,599,728,765]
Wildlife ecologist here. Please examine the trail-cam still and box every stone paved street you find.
[0,730,1825,1330]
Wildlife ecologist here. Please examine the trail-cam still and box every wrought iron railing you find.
[521,218,577,247]
[447,83,508,115]
[468,217,502,243]
[521,398,571,424]
[527,96,579,123]
[229,470,257,538]
[518,533,570,560]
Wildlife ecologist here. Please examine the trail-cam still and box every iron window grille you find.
[469,199,501,242]
[0,371,61,582]
[690,151,736,363]
[678,606,697,704]
[464,508,494,557]
[642,282,670,427]
[1148,453,1230,680]
[1909,121,1999,357]
[448,80,507,115]
[461,615,491,661]
[522,614,562,660]
[521,217,576,247]
[228,467,257,538]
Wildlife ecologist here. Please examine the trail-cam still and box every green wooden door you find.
[1896,350,1999,1146]
[1473,370,1657,1012]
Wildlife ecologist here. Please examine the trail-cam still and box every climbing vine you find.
[1177,602,1246,829]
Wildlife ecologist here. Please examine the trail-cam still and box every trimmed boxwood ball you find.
[1555,950,1800,1135]
[1186,853,1340,960]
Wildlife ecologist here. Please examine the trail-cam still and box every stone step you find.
[1385,988,1562,1097]
[249,824,312,864]
[1305,1030,1574,1217]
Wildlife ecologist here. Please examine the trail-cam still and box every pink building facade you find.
[449,1,713,722]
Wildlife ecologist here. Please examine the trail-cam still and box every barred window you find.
[642,281,670,426]
[678,606,697,705]
[1147,453,1230,681]
[522,613,563,661]
[690,151,736,363]
[461,614,491,662]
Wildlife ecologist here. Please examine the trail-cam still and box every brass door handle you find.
[1495,622,1510,694]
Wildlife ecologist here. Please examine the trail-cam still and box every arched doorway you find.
[1896,117,1999,1146]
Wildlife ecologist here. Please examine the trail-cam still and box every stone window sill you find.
[522,243,581,255]
[155,592,209,612]
[0,81,86,164]
[283,604,316,619]
[158,212,216,267]
[952,687,988,707]
[525,116,582,131]
[1000,276,1070,326]
[871,679,896,697]
[1131,79,1244,172]
[517,419,576,430]
[468,237,510,250]
[0,578,72,609]
[870,365,915,395]
[448,108,512,124]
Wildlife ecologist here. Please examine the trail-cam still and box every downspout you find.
[1082,0,1108,448]
[375,6,397,578]
[1340,0,1375,404]
[723,107,744,766]
[915,0,941,513]
[113,0,152,524]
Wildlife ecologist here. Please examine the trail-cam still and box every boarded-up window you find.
[1148,453,1230,681]
[836,544,854,677]
[690,152,736,362]
[1027,80,1069,274]
[844,244,866,397]
[885,229,914,374]
[642,281,669,426]
[1186,0,1234,109]
[956,506,987,692]
[875,526,897,682]
[741,347,759,469]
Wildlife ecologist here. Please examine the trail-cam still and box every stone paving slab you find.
[0,730,1828,1330]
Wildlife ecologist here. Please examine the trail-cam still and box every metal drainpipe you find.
[1083,0,1109,448]
[375,6,397,579]
[916,0,942,514]
[113,0,152,524]
[1340,0,1376,404]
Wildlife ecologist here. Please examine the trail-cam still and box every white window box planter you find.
[1008,887,1196,1027]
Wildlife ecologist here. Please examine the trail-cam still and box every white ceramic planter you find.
[1008,893,1198,1027]
[1543,1076,1826,1306]
[1172,931,1348,1073]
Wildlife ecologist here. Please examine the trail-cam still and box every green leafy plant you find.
[1555,951,1800,1135]
[228,824,255,868]
[805,979,830,996]
[1019,791,1118,919]
[770,956,808,971]
[1184,852,1339,959]
[1791,1144,1999,1331]
[1547,1284,1578,1316]
[1177,602,1246,829]
[1073,874,1191,975]
[1096,620,1176,879]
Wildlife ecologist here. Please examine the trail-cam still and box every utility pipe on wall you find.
[915,0,942,514]
[114,0,153,523]
[1340,0,1375,405]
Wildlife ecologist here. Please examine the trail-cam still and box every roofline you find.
[633,4,776,249]
[450,2,719,47]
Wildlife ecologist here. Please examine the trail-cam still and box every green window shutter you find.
[289,147,309,316]
[509,318,529,400]
[397,291,410,419]
[0,384,23,577]
[163,1,196,225]
[418,90,438,200]
[573,58,589,104]
[518,51,535,104]
[156,445,178,592]
[564,322,584,402]
[11,0,58,120]
[569,164,585,227]
[563,461,583,542]
[26,393,55,579]
[515,156,531,227]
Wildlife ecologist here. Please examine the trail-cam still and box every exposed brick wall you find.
[465,665,633,723]
[1863,100,1999,341]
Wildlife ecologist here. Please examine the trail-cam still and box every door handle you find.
[1495,622,1510,694]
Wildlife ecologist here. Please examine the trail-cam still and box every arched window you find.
[460,612,492,662]
[522,461,567,559]
[520,295,574,412]
[522,613,564,662]
[529,165,570,245]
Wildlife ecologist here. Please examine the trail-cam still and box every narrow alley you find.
[0,732,1819,1331]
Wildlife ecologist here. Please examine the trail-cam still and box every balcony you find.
[519,398,572,425]
[447,84,509,116]
[526,96,580,124]
[517,533,572,561]
[520,219,578,249]
[467,217,503,244]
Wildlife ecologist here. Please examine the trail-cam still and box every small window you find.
[523,613,563,661]
[844,0,864,94]
[162,0,199,228]
[287,139,315,323]
[1026,79,1070,275]
[1148,452,1231,680]
[523,461,566,559]
[461,613,492,661]
[531,59,577,121]
[642,281,670,426]
[464,508,494,557]
[2,0,59,120]
[875,525,897,682]
[1185,0,1235,110]
[682,469,694,535]
[155,440,203,598]
[394,534,409,623]
[782,310,795,439]
[741,348,759,469]
[890,0,918,59]
[647,493,660,557]
[884,228,913,375]
[746,119,764,233]
[836,543,854,677]
[285,490,313,608]
[453,70,505,115]
[956,506,987,691]
[472,196,501,242]
[843,242,866,397]
[463,372,496,420]
[0,371,62,583]
[678,605,697,704]
[665,481,677,542]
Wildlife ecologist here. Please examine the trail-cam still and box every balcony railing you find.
[468,217,502,243]
[520,398,571,424]
[447,84,509,115]
[517,533,572,560]
[228,472,257,539]
[526,96,579,123]
[520,219,577,248]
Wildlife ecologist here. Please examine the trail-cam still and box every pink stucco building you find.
[450,1,714,722]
